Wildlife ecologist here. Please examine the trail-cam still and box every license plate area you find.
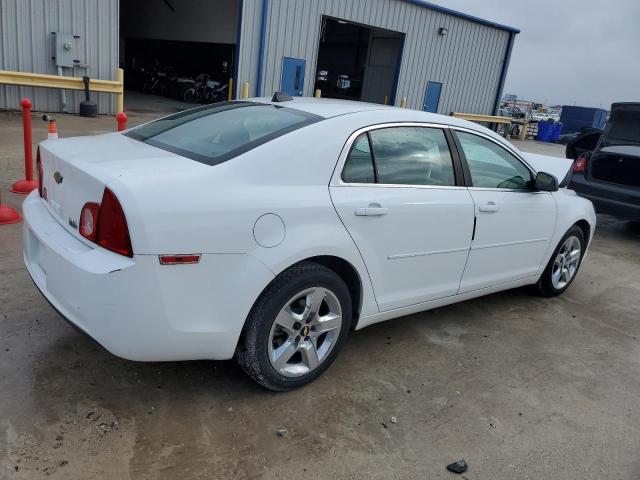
[26,227,47,281]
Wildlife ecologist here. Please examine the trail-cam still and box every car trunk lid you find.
[38,133,207,243]
[589,146,640,188]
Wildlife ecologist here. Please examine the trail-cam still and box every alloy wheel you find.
[551,235,581,289]
[268,287,342,377]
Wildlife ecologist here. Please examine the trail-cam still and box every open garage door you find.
[314,17,404,105]
[119,0,239,112]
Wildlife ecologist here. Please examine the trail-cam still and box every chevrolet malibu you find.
[23,96,596,390]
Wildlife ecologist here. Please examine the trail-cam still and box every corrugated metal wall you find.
[237,0,512,115]
[0,0,511,115]
[0,0,119,114]
[235,0,263,100]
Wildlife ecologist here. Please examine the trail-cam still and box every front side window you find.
[456,131,532,189]
[125,102,321,165]
[341,126,456,186]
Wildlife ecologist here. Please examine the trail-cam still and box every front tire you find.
[183,88,197,103]
[236,262,352,391]
[537,225,585,296]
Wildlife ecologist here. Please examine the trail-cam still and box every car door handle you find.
[355,204,388,216]
[478,201,499,213]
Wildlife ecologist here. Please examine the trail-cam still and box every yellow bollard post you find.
[383,95,388,105]
[242,82,249,99]
[116,68,124,114]
[400,97,407,108]
[228,78,233,101]
[314,89,321,98]
[519,120,528,141]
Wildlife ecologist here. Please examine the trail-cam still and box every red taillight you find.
[573,154,588,173]
[79,202,100,241]
[36,148,43,197]
[79,188,133,257]
[97,188,133,257]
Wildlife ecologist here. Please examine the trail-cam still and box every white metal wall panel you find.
[237,0,512,115]
[0,0,119,114]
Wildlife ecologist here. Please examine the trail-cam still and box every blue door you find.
[423,81,442,113]
[281,57,306,96]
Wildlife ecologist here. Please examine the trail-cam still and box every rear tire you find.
[236,261,352,391]
[536,225,585,296]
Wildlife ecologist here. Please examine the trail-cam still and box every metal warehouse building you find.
[0,0,518,115]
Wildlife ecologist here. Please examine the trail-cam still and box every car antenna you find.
[272,92,293,102]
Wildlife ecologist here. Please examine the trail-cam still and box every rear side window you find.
[341,126,456,186]
[342,134,375,183]
[125,102,322,165]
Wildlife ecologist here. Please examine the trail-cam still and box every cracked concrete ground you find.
[1,109,639,479]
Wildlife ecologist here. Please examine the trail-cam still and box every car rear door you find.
[329,124,475,312]
[452,129,556,293]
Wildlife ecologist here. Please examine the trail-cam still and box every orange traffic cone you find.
[0,191,22,225]
[47,118,58,140]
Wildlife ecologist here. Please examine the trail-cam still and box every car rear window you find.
[125,102,322,165]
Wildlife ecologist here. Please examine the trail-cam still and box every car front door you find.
[453,129,557,293]
[329,125,475,312]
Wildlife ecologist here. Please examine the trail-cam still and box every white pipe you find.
[57,66,67,112]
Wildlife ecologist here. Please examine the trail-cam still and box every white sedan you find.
[23,95,596,390]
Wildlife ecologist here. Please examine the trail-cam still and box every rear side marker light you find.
[159,254,201,265]
[573,154,588,173]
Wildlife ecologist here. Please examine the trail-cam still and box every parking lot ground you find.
[1,113,640,479]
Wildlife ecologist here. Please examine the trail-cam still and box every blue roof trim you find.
[401,0,520,34]
[493,31,516,114]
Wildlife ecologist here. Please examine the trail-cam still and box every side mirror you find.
[534,171,559,192]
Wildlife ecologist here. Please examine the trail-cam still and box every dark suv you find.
[568,103,640,222]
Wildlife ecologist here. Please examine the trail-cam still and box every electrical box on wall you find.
[54,33,74,68]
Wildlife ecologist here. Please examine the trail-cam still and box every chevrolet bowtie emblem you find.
[53,171,63,184]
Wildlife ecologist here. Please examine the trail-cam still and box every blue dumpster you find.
[551,122,563,142]
[560,106,608,134]
[536,121,554,142]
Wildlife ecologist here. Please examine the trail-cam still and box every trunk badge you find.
[68,218,78,229]
[53,171,63,184]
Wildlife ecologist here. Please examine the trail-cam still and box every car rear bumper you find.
[569,174,640,221]
[22,192,274,361]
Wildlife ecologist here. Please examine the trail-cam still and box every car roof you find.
[251,96,393,118]
[249,96,519,155]
[250,95,483,129]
